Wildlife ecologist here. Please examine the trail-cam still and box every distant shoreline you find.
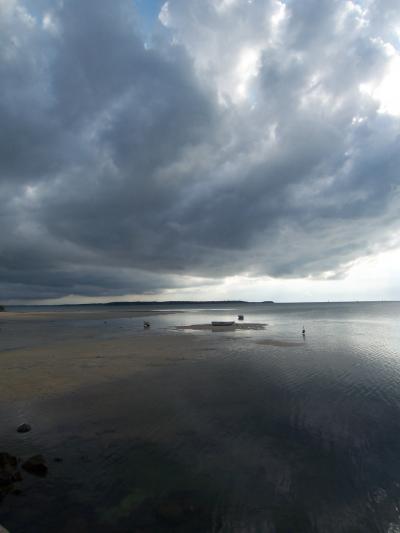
[104,300,275,306]
[3,300,275,308]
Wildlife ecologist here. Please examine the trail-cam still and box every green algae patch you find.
[100,488,149,522]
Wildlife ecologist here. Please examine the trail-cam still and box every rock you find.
[0,472,20,502]
[0,525,10,533]
[0,305,5,312]
[22,455,48,477]
[53,457,63,463]
[0,453,17,470]
[0,453,20,487]
[17,423,31,433]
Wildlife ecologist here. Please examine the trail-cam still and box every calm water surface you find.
[1,302,400,532]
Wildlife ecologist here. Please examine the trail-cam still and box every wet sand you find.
[0,332,305,406]
[0,312,299,403]
[0,333,203,403]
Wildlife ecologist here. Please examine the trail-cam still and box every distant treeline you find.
[104,300,274,306]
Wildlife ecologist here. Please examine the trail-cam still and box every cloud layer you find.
[1,0,400,301]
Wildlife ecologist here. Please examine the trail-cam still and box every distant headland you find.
[104,300,274,306]
[0,301,275,309]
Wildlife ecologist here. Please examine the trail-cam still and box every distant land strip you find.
[2,301,275,309]
[104,300,274,306]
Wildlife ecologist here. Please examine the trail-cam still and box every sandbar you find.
[176,323,267,331]
[0,333,204,403]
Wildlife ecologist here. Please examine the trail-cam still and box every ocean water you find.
[1,302,400,532]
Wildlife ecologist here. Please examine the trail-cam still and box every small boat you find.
[211,321,235,326]
[238,315,244,320]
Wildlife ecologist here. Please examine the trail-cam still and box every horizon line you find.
[3,299,400,307]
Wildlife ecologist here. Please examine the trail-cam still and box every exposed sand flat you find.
[176,323,267,331]
[257,339,304,347]
[0,333,202,403]
[0,309,179,322]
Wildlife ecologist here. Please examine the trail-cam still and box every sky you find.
[1,0,400,304]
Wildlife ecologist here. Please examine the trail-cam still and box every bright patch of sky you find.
[234,47,261,102]
[135,0,165,35]
[361,53,400,117]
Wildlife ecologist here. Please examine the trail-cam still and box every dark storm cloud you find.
[0,0,400,300]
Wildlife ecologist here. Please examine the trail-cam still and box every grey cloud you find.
[0,0,400,301]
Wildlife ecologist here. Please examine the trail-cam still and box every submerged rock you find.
[0,453,17,470]
[0,453,22,502]
[100,489,150,523]
[0,452,20,485]
[22,455,48,477]
[17,423,31,433]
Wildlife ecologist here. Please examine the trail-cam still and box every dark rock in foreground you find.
[0,453,18,471]
[22,455,48,477]
[1,450,50,505]
[0,452,22,502]
[17,423,31,433]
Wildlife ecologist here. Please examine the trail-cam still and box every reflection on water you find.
[2,302,400,532]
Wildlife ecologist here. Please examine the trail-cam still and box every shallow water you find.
[2,302,400,532]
